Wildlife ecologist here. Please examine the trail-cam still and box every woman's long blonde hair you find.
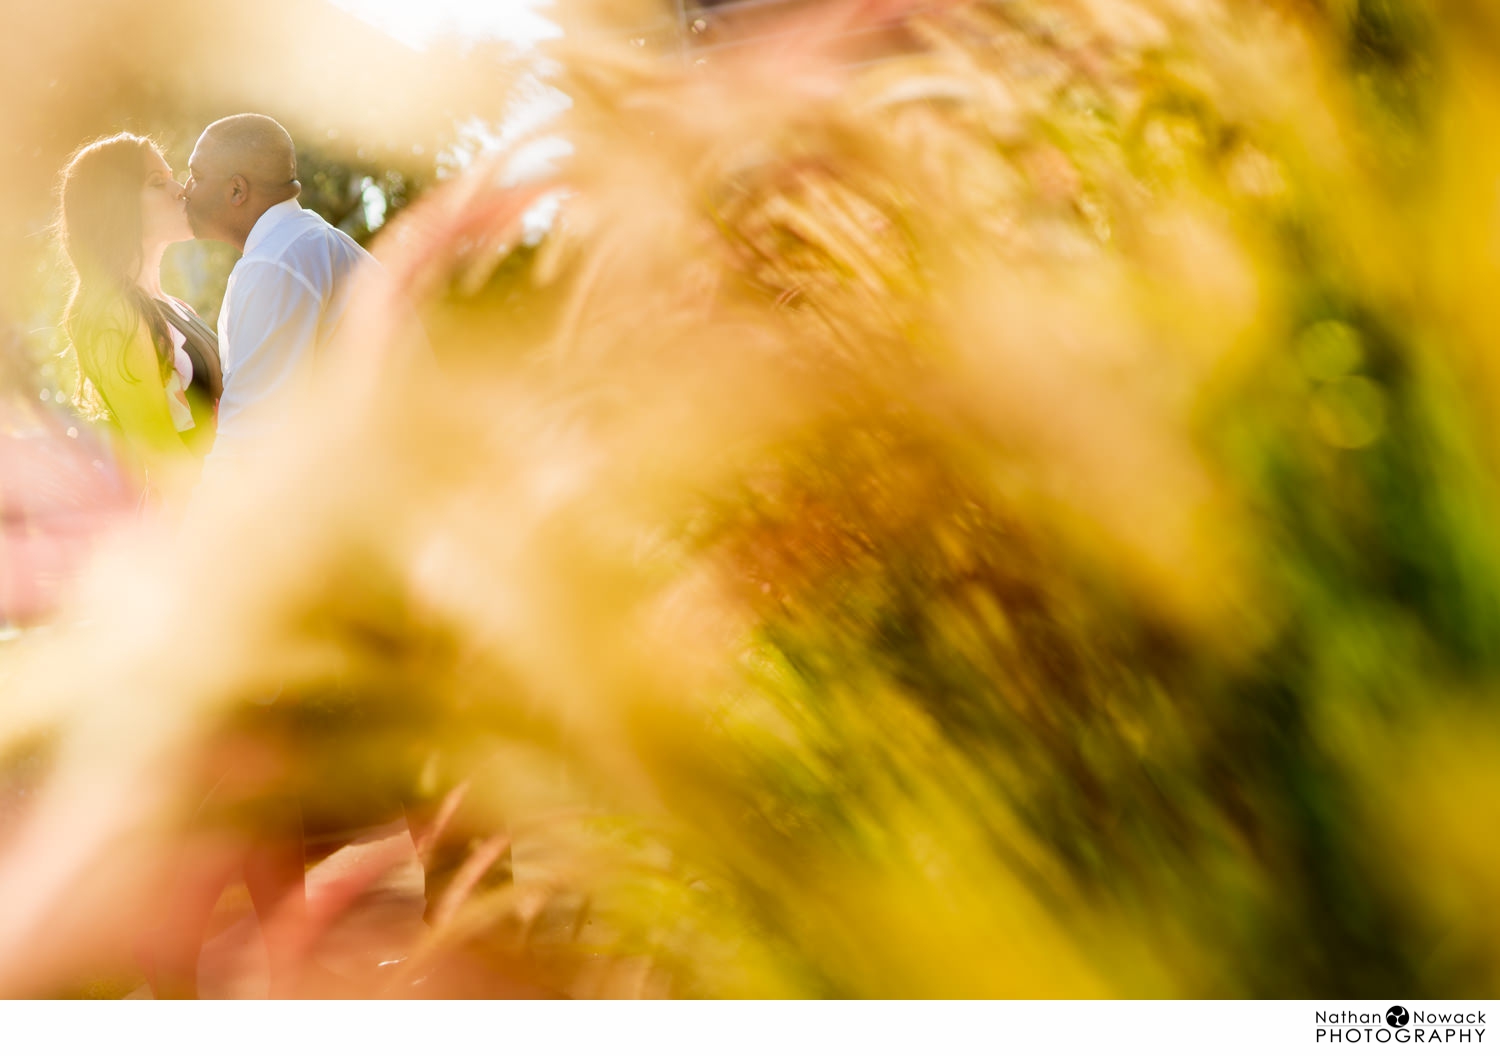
[57,133,176,418]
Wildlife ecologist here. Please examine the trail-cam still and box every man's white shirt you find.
[208,197,375,469]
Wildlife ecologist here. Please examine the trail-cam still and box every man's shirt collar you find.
[243,197,304,257]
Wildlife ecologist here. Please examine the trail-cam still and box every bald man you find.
[182,118,505,952]
[183,113,376,469]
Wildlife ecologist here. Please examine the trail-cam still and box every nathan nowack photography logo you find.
[1316,1006,1486,1044]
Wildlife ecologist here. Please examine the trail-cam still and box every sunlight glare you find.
[329,0,562,50]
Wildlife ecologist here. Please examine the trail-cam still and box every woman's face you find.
[139,151,191,247]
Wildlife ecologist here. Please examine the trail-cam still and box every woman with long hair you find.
[58,132,221,504]
[55,133,306,998]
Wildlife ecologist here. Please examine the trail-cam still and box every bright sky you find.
[330,0,572,237]
[329,0,562,50]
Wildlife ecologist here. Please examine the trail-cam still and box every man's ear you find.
[229,174,250,205]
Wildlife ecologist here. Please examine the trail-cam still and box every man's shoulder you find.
[236,217,371,292]
[254,211,374,268]
[243,207,324,256]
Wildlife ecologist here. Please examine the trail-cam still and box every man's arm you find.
[207,261,323,470]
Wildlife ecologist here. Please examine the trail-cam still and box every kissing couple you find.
[55,114,480,997]
[59,112,376,506]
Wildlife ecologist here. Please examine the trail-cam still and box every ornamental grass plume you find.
[2,0,1500,998]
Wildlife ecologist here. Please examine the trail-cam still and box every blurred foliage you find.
[3,0,1500,1000]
